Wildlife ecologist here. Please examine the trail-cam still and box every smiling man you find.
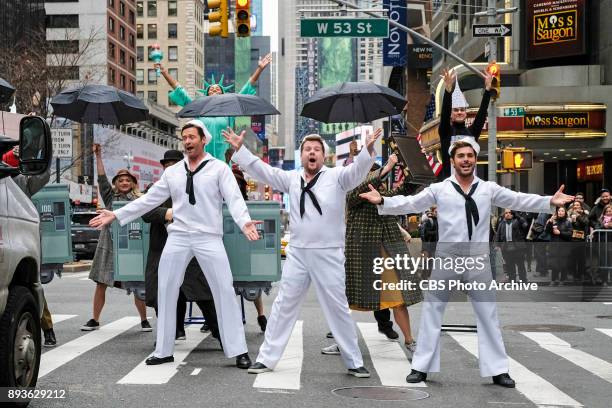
[360,138,574,388]
[90,120,260,369]
[223,127,381,378]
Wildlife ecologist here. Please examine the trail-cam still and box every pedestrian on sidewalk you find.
[90,120,259,368]
[81,144,150,332]
[569,201,589,283]
[360,138,573,388]
[546,206,573,286]
[495,209,529,282]
[224,127,381,378]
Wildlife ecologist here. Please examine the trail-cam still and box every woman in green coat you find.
[344,154,422,356]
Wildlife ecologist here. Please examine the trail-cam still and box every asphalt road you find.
[30,267,612,408]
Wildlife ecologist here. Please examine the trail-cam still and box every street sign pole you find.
[488,0,497,184]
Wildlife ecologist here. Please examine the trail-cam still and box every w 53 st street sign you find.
[300,18,389,38]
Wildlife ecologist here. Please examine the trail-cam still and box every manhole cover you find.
[332,386,429,401]
[503,324,585,332]
[596,315,612,319]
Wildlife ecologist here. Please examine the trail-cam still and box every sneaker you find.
[141,320,153,332]
[175,329,186,341]
[347,367,370,378]
[257,315,267,332]
[200,322,210,333]
[321,344,341,355]
[81,319,99,331]
[378,326,399,341]
[405,341,417,361]
[43,329,57,347]
[248,362,272,374]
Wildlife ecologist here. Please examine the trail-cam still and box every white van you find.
[0,116,52,394]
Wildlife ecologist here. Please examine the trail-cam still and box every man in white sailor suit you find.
[360,138,574,387]
[223,127,382,378]
[90,119,260,368]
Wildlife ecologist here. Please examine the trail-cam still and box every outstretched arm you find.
[337,128,380,191]
[248,53,272,86]
[360,185,436,216]
[491,184,574,214]
[155,63,179,89]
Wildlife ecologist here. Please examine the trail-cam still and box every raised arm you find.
[491,183,574,214]
[470,70,493,139]
[337,128,380,191]
[223,128,292,193]
[248,53,272,86]
[112,172,171,226]
[360,184,436,216]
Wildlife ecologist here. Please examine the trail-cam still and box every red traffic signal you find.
[486,61,501,100]
[236,0,251,37]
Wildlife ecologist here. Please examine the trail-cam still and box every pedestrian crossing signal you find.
[236,0,251,37]
[487,61,501,100]
[502,150,533,170]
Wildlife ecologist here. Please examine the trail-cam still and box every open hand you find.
[440,68,456,93]
[242,220,263,241]
[365,128,382,155]
[484,69,493,91]
[258,53,272,70]
[89,209,116,230]
[359,184,383,205]
[222,127,245,151]
[551,185,574,208]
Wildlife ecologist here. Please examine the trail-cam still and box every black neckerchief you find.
[184,160,210,205]
[300,171,324,218]
[450,181,479,241]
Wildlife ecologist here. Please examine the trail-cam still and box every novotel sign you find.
[383,0,407,66]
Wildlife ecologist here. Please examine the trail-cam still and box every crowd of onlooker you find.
[416,188,612,286]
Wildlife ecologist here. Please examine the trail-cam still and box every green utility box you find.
[32,184,73,283]
[223,201,281,299]
[111,201,149,282]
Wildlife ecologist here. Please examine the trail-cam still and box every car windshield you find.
[72,213,96,225]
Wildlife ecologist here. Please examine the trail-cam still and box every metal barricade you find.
[588,229,612,283]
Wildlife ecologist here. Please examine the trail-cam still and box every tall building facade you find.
[135,0,205,110]
[0,0,46,48]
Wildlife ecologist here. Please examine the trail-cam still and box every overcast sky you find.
[262,0,278,52]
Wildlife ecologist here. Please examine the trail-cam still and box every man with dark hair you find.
[90,119,260,368]
[361,137,574,388]
[589,189,611,229]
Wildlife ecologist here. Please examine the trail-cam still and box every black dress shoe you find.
[236,353,251,369]
[145,356,174,365]
[257,315,267,332]
[378,326,399,341]
[406,369,427,383]
[492,373,516,388]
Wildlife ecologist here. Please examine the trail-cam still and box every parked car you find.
[0,116,52,398]
[71,211,100,260]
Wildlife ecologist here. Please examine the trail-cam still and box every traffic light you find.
[502,150,533,170]
[206,0,228,38]
[486,61,501,100]
[235,0,251,37]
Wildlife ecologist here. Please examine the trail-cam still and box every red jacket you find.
[2,150,18,167]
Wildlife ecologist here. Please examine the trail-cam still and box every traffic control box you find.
[111,201,149,282]
[32,184,73,268]
[223,201,281,283]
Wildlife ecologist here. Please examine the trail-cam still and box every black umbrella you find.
[50,84,149,125]
[301,81,406,123]
[177,93,280,118]
[0,77,16,104]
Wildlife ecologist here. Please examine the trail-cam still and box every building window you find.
[136,69,144,85]
[147,1,157,17]
[47,40,80,54]
[120,1,126,16]
[108,42,116,59]
[129,56,135,70]
[109,17,115,32]
[168,23,177,39]
[148,91,157,103]
[137,46,144,61]
[49,66,80,80]
[120,74,126,89]
[168,68,178,81]
[109,67,116,84]
[148,24,157,39]
[137,24,143,39]
[137,1,143,17]
[129,33,135,47]
[148,69,157,84]
[46,15,79,29]
[130,80,135,94]
[120,49,126,65]
[129,10,135,24]
[136,91,144,100]
[109,0,115,7]
[168,0,177,16]
[120,25,126,41]
[168,46,178,61]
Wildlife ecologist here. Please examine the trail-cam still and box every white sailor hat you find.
[184,119,212,144]
[449,136,480,156]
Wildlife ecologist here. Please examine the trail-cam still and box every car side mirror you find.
[19,116,52,176]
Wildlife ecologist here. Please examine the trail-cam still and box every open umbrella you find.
[50,84,148,125]
[177,93,280,118]
[301,81,406,123]
[0,77,16,104]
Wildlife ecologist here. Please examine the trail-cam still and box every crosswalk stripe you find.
[357,322,425,387]
[117,325,210,384]
[63,272,90,279]
[253,320,303,390]
[449,332,582,408]
[595,328,612,339]
[521,332,612,384]
[50,314,77,324]
[190,368,202,376]
[40,317,141,378]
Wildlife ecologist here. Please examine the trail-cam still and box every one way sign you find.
[472,24,512,37]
